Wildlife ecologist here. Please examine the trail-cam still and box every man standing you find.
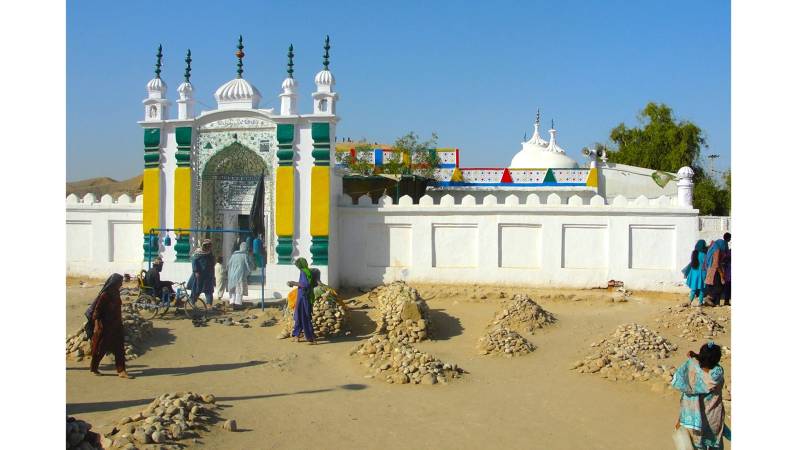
[187,238,215,307]
[145,257,174,305]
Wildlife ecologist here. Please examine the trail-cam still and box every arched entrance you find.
[199,142,270,261]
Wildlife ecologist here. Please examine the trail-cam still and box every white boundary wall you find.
[336,193,699,292]
[66,193,145,278]
[67,191,701,292]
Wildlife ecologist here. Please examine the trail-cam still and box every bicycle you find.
[157,282,208,320]
[130,278,207,320]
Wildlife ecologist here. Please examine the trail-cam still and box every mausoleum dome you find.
[214,77,262,109]
[509,121,578,169]
[509,148,579,169]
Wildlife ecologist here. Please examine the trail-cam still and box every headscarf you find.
[705,239,728,269]
[235,241,248,253]
[691,239,706,269]
[194,238,213,256]
[86,273,123,318]
[295,257,313,286]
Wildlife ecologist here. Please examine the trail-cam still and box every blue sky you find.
[67,0,730,181]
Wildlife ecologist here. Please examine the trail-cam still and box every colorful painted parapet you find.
[334,147,459,171]
[432,167,598,188]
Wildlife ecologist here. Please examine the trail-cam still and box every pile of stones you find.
[477,294,556,357]
[370,281,431,344]
[351,335,464,385]
[212,314,259,328]
[572,323,678,384]
[488,294,556,333]
[654,306,726,341]
[101,392,229,449]
[477,327,536,357]
[66,417,100,449]
[278,289,350,339]
[65,304,154,362]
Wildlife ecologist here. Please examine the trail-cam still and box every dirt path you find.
[66,283,730,449]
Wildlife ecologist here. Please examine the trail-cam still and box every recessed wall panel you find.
[67,221,91,262]
[499,224,541,268]
[433,224,478,268]
[629,225,675,270]
[562,224,608,269]
[366,224,411,267]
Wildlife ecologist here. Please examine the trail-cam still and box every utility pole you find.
[707,154,720,182]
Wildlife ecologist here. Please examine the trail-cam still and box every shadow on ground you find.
[428,308,464,340]
[66,384,368,415]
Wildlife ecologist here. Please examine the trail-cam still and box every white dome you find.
[677,166,695,179]
[509,148,578,169]
[214,77,261,109]
[177,81,193,95]
[509,126,578,169]
[281,76,296,91]
[146,77,166,99]
[314,69,335,87]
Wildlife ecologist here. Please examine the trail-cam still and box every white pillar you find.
[677,166,695,208]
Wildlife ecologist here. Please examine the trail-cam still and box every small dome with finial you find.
[214,36,262,109]
[314,35,335,89]
[146,44,167,98]
[281,44,297,91]
[177,49,193,97]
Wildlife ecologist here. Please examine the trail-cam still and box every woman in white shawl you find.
[227,242,253,307]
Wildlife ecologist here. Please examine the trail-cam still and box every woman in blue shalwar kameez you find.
[287,257,317,344]
[684,240,708,306]
[671,342,728,449]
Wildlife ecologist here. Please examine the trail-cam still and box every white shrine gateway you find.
[66,36,703,296]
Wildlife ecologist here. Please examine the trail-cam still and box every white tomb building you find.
[66,36,706,295]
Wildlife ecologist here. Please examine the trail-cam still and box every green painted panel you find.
[310,236,329,266]
[311,148,330,162]
[144,128,161,148]
[175,126,193,147]
[277,123,295,144]
[174,234,191,262]
[144,153,160,163]
[276,236,293,265]
[175,152,191,162]
[277,149,294,164]
[544,168,556,183]
[311,122,330,143]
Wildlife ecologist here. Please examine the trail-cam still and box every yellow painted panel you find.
[586,168,598,187]
[310,166,330,237]
[142,168,160,233]
[275,166,294,237]
[173,167,191,231]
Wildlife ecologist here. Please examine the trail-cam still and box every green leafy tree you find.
[606,102,706,172]
[336,143,375,176]
[390,132,440,178]
[601,102,729,215]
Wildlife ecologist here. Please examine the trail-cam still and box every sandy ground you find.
[66,282,731,450]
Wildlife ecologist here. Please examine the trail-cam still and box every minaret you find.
[176,49,195,120]
[546,119,557,152]
[143,44,170,121]
[280,44,298,116]
[312,35,338,115]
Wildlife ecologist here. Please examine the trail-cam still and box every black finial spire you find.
[323,35,330,70]
[236,35,245,78]
[155,44,163,79]
[551,119,555,130]
[184,49,192,83]
[287,44,294,79]
[535,108,540,125]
